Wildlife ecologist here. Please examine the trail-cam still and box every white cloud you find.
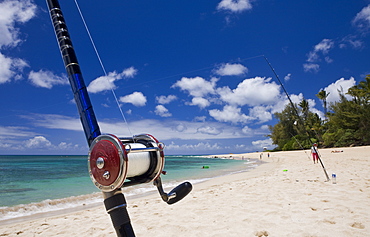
[24,114,83,131]
[209,105,251,124]
[189,97,210,108]
[324,56,333,63]
[0,142,11,149]
[24,136,53,149]
[57,142,81,151]
[88,73,117,93]
[0,0,35,84]
[155,105,172,117]
[172,76,217,97]
[284,73,291,81]
[194,116,206,122]
[0,53,17,83]
[87,67,138,93]
[304,39,334,73]
[242,125,252,134]
[306,98,316,108]
[119,91,147,107]
[214,63,248,76]
[0,126,36,139]
[248,106,272,123]
[307,39,334,63]
[0,52,29,84]
[98,118,246,140]
[217,77,280,106]
[0,133,83,152]
[323,77,356,104]
[310,107,325,120]
[348,39,363,48]
[197,126,222,135]
[314,39,334,56]
[121,66,138,78]
[28,70,68,89]
[352,4,370,30]
[0,0,36,48]
[251,138,273,149]
[303,63,320,73]
[156,95,177,104]
[173,123,187,132]
[21,113,270,151]
[20,135,81,151]
[217,0,253,13]
[339,35,363,49]
[270,93,304,114]
[166,141,222,151]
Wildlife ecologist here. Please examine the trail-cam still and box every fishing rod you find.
[46,1,192,236]
[264,56,330,181]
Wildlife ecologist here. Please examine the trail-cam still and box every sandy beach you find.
[1,146,369,236]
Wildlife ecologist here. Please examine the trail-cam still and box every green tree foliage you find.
[269,75,370,150]
[268,102,321,151]
[268,103,298,150]
[316,90,330,115]
[323,75,370,146]
[299,99,309,121]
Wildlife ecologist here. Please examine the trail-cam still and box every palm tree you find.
[348,74,370,105]
[299,99,309,121]
[316,90,330,115]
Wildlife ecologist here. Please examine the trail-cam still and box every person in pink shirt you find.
[311,143,319,164]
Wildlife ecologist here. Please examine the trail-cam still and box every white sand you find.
[1,146,369,236]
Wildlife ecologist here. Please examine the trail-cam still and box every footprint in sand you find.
[255,230,269,236]
[351,222,365,229]
[323,219,336,224]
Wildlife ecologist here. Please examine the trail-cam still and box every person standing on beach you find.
[311,143,319,164]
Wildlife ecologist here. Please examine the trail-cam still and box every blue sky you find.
[1,0,370,155]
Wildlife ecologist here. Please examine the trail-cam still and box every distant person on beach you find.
[311,143,319,164]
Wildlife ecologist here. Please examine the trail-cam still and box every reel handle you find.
[153,177,192,205]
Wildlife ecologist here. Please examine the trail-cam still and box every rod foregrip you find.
[46,0,101,146]
[104,191,136,237]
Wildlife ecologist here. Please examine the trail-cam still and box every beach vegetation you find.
[269,75,370,150]
[316,90,330,115]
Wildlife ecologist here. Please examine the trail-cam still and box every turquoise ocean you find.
[0,155,258,222]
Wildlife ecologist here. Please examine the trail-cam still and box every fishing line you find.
[73,0,133,138]
[289,132,311,160]
[263,56,330,181]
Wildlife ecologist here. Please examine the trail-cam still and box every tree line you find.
[268,75,370,151]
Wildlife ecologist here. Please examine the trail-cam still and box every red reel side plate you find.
[88,134,127,192]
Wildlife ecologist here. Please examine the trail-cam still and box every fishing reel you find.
[88,134,192,204]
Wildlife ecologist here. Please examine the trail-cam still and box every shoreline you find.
[1,146,369,236]
[0,156,259,226]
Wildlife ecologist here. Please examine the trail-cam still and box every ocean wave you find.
[0,192,103,221]
[0,178,210,222]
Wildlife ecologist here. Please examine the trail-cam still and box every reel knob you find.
[154,177,193,205]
